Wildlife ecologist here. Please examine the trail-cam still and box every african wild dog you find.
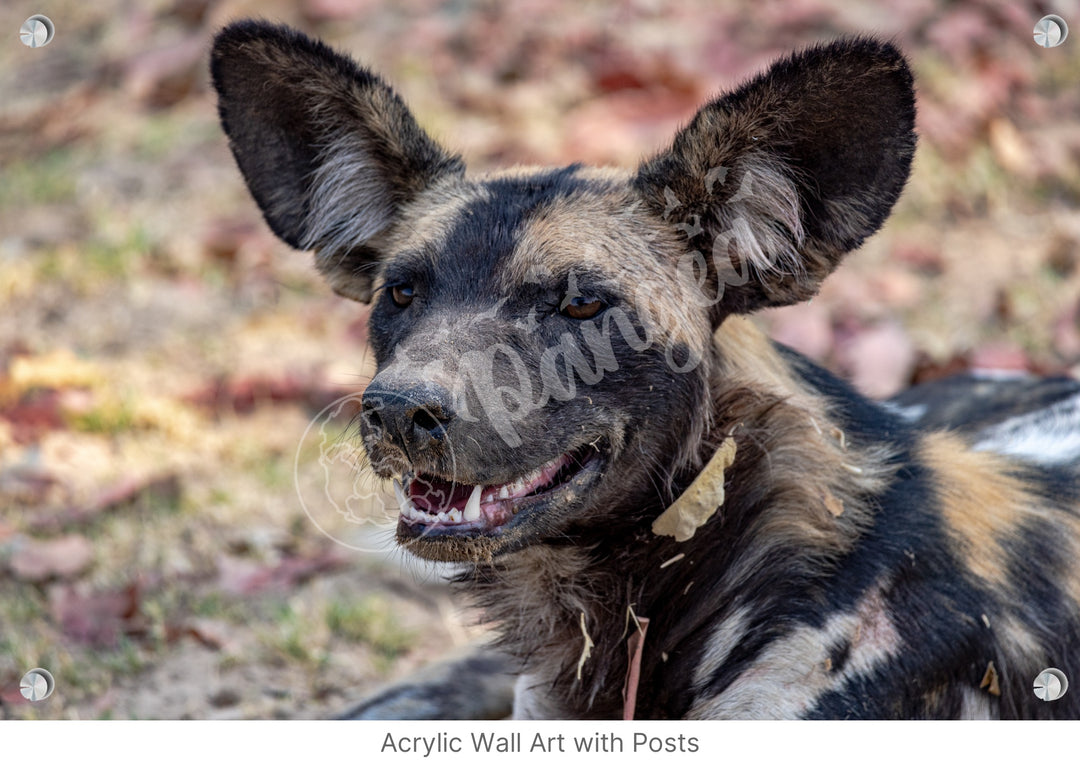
[211,22,1080,719]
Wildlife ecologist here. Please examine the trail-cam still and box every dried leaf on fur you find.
[576,611,594,681]
[622,615,650,720]
[652,436,737,541]
[659,553,685,569]
[823,489,845,517]
[980,661,1001,696]
[830,426,847,450]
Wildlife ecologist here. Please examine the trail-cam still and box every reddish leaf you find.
[200,218,264,264]
[8,534,94,582]
[0,389,66,444]
[50,582,143,647]
[217,549,350,596]
[123,32,207,108]
[30,474,181,533]
[183,618,231,651]
[0,680,30,707]
[183,372,356,417]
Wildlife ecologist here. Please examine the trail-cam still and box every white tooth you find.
[499,486,509,500]
[393,480,408,513]
[465,485,482,521]
[448,508,462,523]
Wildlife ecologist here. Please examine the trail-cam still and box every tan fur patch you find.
[703,325,897,597]
[383,177,489,258]
[921,433,1034,588]
[714,316,825,414]
[500,181,713,360]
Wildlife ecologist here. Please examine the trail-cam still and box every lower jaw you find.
[395,454,605,559]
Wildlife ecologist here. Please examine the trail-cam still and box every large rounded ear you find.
[633,38,916,320]
[210,21,464,303]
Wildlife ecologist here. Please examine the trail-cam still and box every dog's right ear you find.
[211,21,463,303]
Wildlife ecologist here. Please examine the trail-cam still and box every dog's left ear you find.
[633,38,916,319]
[211,21,463,303]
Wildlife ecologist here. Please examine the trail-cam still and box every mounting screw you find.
[1034,15,1068,48]
[19,15,55,48]
[19,668,55,702]
[1033,668,1069,702]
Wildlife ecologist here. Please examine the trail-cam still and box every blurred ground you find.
[1,0,1079,718]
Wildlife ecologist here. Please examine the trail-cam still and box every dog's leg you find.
[336,648,516,720]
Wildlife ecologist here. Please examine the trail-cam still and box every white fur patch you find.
[879,400,927,422]
[691,606,752,692]
[688,587,901,719]
[973,393,1080,466]
[958,686,995,719]
[720,156,805,284]
[512,673,561,720]
[301,134,396,256]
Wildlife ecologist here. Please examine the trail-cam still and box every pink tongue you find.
[409,477,470,513]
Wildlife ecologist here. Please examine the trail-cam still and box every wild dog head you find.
[212,22,915,563]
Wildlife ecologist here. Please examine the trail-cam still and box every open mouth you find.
[393,445,604,537]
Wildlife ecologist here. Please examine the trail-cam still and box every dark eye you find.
[389,283,414,308]
[560,295,606,320]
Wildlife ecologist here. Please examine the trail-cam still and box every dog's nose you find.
[361,384,454,452]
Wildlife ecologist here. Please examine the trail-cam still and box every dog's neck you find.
[464,316,898,718]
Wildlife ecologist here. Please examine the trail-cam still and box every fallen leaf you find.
[8,534,94,582]
[0,390,67,444]
[167,617,231,651]
[183,372,335,416]
[123,33,207,108]
[30,474,181,533]
[652,436,736,542]
[50,582,142,647]
[216,549,350,596]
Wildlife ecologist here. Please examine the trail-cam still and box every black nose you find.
[361,383,455,454]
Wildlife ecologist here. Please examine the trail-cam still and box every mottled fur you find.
[212,22,1080,719]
